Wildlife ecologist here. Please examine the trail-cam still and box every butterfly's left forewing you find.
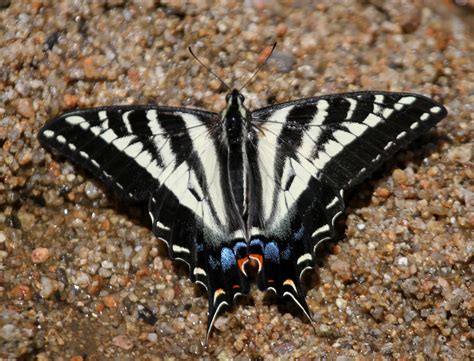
[248,91,447,316]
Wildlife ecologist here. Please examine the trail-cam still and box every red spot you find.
[232,284,240,289]
[238,256,249,273]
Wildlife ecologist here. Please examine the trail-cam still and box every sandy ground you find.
[0,0,472,359]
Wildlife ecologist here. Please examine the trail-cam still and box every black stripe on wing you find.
[248,91,447,317]
[39,104,249,335]
[252,91,447,190]
[38,105,218,201]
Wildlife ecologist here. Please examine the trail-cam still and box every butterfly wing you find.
[248,91,447,317]
[39,105,249,334]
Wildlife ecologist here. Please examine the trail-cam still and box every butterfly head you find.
[223,89,248,121]
[226,89,245,106]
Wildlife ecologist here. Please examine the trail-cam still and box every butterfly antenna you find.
[188,46,231,91]
[238,42,277,92]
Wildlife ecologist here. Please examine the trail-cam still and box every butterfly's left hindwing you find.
[247,91,447,314]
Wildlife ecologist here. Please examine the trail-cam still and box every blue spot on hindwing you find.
[249,238,264,255]
[233,241,247,258]
[293,224,304,241]
[250,238,263,249]
[264,242,280,263]
[208,255,219,270]
[281,245,292,260]
[220,247,236,272]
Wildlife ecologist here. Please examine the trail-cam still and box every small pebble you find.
[84,181,103,200]
[9,284,32,300]
[137,305,157,325]
[112,335,134,350]
[335,298,347,310]
[275,22,288,37]
[397,257,409,267]
[429,206,449,216]
[16,98,34,118]
[233,338,245,352]
[319,324,330,334]
[213,316,229,332]
[98,267,112,278]
[103,295,118,308]
[162,287,175,303]
[392,169,408,185]
[74,272,91,288]
[1,324,17,341]
[336,356,353,361]
[147,333,158,343]
[329,258,352,282]
[17,149,33,165]
[446,144,472,164]
[375,187,391,198]
[31,247,50,263]
[101,260,114,269]
[404,309,418,322]
[131,245,150,267]
[401,278,419,296]
[63,94,79,108]
[88,275,104,295]
[186,312,199,325]
[40,276,59,299]
[273,342,295,354]
[269,51,295,73]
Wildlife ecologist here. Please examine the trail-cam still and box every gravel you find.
[0,0,472,359]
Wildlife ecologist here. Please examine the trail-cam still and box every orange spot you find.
[213,288,226,303]
[238,256,249,273]
[232,284,240,289]
[267,279,274,283]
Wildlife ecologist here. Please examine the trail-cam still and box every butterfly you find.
[38,45,447,338]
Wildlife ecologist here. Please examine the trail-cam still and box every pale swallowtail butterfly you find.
[38,48,447,338]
